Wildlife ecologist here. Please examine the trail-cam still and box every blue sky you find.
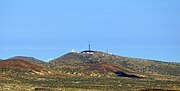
[0,0,180,62]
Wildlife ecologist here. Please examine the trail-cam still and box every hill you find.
[0,52,180,90]
[49,51,180,76]
[0,59,44,71]
[9,56,46,64]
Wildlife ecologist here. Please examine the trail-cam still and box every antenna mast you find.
[106,49,109,53]
[88,42,91,51]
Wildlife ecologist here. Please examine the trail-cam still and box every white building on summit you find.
[81,42,95,54]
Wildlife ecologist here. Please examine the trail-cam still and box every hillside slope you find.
[49,51,180,76]
[85,62,143,78]
[85,62,134,73]
[0,59,44,71]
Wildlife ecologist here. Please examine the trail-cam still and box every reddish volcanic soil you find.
[0,59,44,71]
[85,62,134,73]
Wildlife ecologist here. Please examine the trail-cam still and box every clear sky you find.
[0,0,180,62]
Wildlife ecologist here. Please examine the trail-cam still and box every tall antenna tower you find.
[88,42,91,51]
[106,49,109,53]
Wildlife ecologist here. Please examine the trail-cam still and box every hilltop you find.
[9,56,46,64]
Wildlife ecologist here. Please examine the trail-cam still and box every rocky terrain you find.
[0,51,180,91]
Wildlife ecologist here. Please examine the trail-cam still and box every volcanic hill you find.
[9,56,46,64]
[49,51,180,76]
[0,59,44,71]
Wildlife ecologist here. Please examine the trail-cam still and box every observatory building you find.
[81,42,95,54]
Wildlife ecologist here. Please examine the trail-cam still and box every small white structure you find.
[71,49,75,52]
